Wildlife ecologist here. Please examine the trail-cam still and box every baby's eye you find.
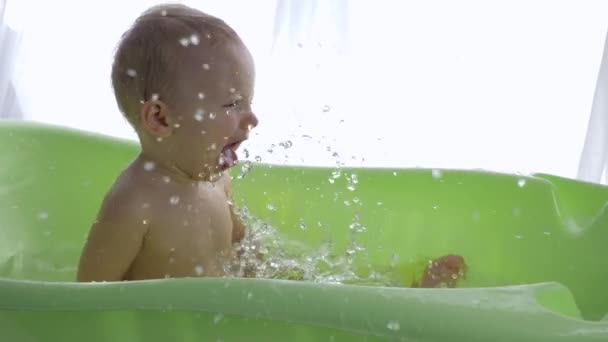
[222,102,238,108]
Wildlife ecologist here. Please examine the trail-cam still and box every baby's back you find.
[77,160,237,281]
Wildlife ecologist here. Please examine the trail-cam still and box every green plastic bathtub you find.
[1,120,608,341]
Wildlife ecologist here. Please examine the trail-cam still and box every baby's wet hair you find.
[111,4,239,127]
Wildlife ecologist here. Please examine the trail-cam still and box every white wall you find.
[6,0,608,178]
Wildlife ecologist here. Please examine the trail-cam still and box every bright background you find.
[3,0,608,179]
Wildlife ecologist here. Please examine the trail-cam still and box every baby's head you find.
[112,4,258,180]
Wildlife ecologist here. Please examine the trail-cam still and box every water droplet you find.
[201,130,206,135]
[472,211,481,221]
[213,313,224,324]
[202,63,210,70]
[38,212,49,220]
[432,205,439,210]
[229,87,236,93]
[156,137,164,142]
[328,178,335,184]
[377,201,383,206]
[190,34,200,45]
[194,265,204,275]
[143,161,156,171]
[150,93,160,101]
[299,219,307,230]
[209,112,216,119]
[392,172,397,176]
[266,203,276,211]
[347,184,356,191]
[432,169,442,179]
[239,161,253,179]
[543,231,551,236]
[279,140,293,149]
[126,69,137,77]
[517,178,526,188]
[142,219,148,225]
[169,196,180,205]
[197,92,205,100]
[344,200,351,206]
[322,105,331,112]
[209,143,217,150]
[254,156,262,162]
[194,109,205,121]
[387,320,400,331]
[179,37,190,46]
[514,234,523,239]
[351,174,359,184]
[173,123,181,128]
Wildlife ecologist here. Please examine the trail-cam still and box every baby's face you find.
[169,41,258,179]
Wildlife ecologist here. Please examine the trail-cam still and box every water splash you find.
[279,140,293,149]
[169,196,180,206]
[143,161,156,171]
[194,109,205,121]
[179,37,190,46]
[190,34,200,45]
[194,265,204,275]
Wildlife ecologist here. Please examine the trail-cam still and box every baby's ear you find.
[140,100,172,137]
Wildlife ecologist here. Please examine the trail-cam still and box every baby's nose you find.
[241,111,258,131]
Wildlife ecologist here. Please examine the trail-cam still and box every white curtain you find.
[0,0,23,119]
[578,29,608,184]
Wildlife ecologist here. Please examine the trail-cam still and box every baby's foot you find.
[419,254,466,288]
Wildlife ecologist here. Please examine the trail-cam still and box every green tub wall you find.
[0,121,607,341]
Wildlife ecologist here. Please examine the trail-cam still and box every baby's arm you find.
[77,200,149,282]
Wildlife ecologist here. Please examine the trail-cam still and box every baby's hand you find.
[417,254,467,288]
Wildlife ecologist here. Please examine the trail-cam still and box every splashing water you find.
[190,34,200,45]
[227,206,393,286]
[194,109,205,121]
[279,140,293,149]
[143,161,156,171]
[179,37,190,46]
[238,161,253,179]
[169,196,180,206]
[386,320,400,331]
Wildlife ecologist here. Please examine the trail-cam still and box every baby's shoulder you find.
[97,170,154,222]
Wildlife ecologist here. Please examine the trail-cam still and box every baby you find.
[77,4,257,281]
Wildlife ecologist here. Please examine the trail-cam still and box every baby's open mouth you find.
[218,141,242,170]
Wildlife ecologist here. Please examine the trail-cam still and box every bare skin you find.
[77,33,257,282]
[413,254,467,288]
